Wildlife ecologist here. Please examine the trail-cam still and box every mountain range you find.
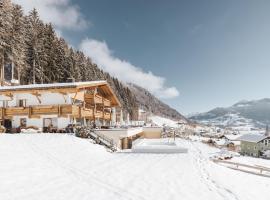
[189,98,270,129]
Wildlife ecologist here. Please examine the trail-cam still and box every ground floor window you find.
[43,118,58,133]
[20,118,27,128]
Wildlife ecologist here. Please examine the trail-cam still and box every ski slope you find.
[0,134,269,200]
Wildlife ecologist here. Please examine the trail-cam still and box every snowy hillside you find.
[0,134,269,200]
[128,83,187,121]
[149,115,185,127]
[189,98,270,131]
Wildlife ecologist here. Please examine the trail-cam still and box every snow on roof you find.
[224,134,241,141]
[215,139,227,146]
[232,141,241,146]
[0,81,107,91]
[238,134,269,143]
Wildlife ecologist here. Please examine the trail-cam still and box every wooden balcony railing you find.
[84,94,111,107]
[0,105,72,119]
[0,105,111,120]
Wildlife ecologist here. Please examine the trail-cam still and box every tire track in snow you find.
[189,141,239,200]
[120,154,168,185]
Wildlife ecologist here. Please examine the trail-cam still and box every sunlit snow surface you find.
[149,116,179,127]
[0,134,269,200]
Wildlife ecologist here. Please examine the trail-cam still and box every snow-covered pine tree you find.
[0,0,12,84]
[24,8,45,84]
[54,37,69,82]
[75,51,87,81]
[10,4,26,82]
[42,23,58,83]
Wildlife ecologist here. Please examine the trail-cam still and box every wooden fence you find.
[213,159,270,178]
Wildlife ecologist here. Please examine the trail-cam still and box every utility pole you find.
[0,49,4,86]
[266,125,269,136]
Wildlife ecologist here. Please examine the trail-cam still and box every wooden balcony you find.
[104,112,111,120]
[0,105,111,121]
[103,98,111,107]
[84,94,111,107]
[0,105,72,119]
[80,107,93,118]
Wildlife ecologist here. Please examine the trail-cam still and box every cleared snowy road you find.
[0,134,269,200]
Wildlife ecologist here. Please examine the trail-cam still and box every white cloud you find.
[79,39,180,99]
[12,0,179,99]
[12,0,88,30]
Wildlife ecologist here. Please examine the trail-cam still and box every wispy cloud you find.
[79,39,180,99]
[12,0,89,31]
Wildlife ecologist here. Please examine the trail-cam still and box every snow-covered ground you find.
[149,116,181,127]
[0,134,269,200]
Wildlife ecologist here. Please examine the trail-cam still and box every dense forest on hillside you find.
[0,0,185,120]
[0,0,137,118]
[128,84,186,121]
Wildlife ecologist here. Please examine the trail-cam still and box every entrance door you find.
[128,138,133,149]
[3,119,12,133]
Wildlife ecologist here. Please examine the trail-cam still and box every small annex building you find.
[0,81,121,133]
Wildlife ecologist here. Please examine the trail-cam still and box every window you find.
[43,118,58,128]
[0,100,9,108]
[265,140,268,146]
[18,99,26,107]
[254,146,257,150]
[20,118,27,127]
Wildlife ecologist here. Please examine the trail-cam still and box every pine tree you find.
[10,4,26,82]
[54,38,68,82]
[24,8,44,84]
[0,0,12,84]
[42,23,57,83]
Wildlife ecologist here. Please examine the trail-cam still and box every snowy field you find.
[149,116,179,127]
[0,134,269,200]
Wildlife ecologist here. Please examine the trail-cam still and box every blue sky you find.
[15,0,270,114]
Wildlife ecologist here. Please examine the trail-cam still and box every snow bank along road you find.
[0,134,269,200]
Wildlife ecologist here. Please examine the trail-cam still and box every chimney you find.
[67,77,75,83]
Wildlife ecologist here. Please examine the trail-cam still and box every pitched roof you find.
[224,134,241,141]
[238,134,268,143]
[0,81,121,107]
[0,81,107,91]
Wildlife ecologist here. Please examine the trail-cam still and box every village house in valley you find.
[0,81,121,133]
[238,133,270,157]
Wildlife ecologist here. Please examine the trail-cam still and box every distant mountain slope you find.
[128,83,187,121]
[189,98,270,128]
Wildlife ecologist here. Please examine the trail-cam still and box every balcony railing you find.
[84,94,111,107]
[0,104,111,120]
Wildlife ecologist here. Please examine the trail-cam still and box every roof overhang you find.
[0,81,121,107]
